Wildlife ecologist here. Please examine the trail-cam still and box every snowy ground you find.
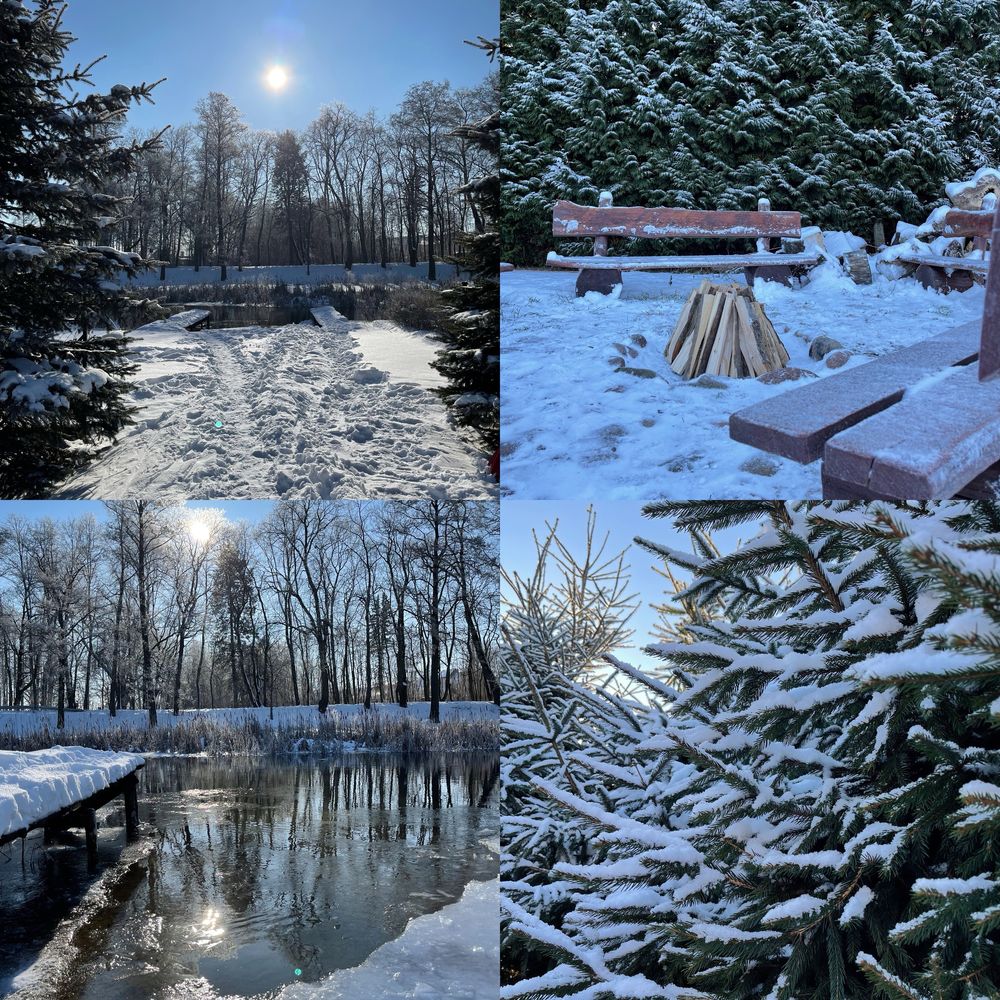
[281,878,499,1000]
[57,311,493,499]
[128,262,458,287]
[347,320,446,390]
[0,702,498,740]
[501,265,986,499]
[0,747,144,839]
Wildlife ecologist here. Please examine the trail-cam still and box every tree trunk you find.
[285,597,300,705]
[173,630,185,716]
[426,135,436,281]
[395,598,407,708]
[318,633,330,714]
[363,595,372,710]
[137,508,157,727]
[57,671,65,730]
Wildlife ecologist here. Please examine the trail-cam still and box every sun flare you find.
[188,517,212,547]
[265,64,289,91]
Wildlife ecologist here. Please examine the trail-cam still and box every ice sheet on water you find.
[280,879,499,999]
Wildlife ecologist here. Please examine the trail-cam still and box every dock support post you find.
[83,808,98,867]
[124,774,139,840]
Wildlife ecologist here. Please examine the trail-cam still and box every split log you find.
[665,281,788,379]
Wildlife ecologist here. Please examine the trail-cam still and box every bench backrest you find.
[552,194,802,241]
[941,209,995,239]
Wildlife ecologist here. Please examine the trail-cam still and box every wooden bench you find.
[730,206,1000,499]
[547,192,823,296]
[893,209,992,293]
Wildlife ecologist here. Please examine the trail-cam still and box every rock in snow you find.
[0,746,145,839]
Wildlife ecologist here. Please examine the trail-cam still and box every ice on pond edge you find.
[280,879,499,999]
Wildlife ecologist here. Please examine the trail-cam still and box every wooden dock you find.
[0,761,144,863]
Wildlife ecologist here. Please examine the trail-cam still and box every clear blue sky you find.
[0,501,274,524]
[501,502,746,669]
[61,0,499,133]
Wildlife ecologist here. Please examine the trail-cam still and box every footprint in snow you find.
[348,425,375,443]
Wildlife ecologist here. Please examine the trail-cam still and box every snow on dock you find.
[0,747,144,842]
[132,308,211,334]
[310,305,349,330]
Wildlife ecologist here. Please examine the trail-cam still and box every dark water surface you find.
[170,303,317,328]
[0,754,499,999]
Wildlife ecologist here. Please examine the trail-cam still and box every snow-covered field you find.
[281,879,499,1000]
[127,262,458,287]
[57,310,493,499]
[0,701,498,740]
[501,265,986,499]
[0,746,144,839]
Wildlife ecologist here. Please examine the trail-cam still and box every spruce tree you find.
[432,37,500,454]
[501,0,1000,265]
[502,501,1000,1000]
[0,0,163,497]
[500,0,578,262]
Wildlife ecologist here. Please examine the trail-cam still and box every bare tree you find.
[395,82,456,280]
[0,501,497,716]
[107,500,168,727]
[195,92,247,280]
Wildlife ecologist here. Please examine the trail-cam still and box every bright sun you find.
[188,518,212,547]
[265,65,289,91]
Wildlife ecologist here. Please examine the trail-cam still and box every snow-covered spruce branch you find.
[504,501,1000,999]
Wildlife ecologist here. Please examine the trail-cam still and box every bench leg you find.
[124,774,139,840]
[745,264,793,287]
[576,268,623,297]
[84,808,98,868]
[914,264,975,294]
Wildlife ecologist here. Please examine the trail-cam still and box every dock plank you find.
[0,748,145,846]
[310,306,349,331]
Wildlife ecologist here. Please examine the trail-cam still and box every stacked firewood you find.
[665,280,788,379]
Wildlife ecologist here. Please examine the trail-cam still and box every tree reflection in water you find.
[0,754,498,1000]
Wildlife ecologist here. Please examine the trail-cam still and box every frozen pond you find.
[0,754,499,999]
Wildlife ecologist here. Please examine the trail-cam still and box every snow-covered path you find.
[58,313,493,499]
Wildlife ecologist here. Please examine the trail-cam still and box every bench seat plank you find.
[824,364,1000,498]
[546,251,821,272]
[552,201,802,239]
[893,252,989,273]
[728,321,982,463]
